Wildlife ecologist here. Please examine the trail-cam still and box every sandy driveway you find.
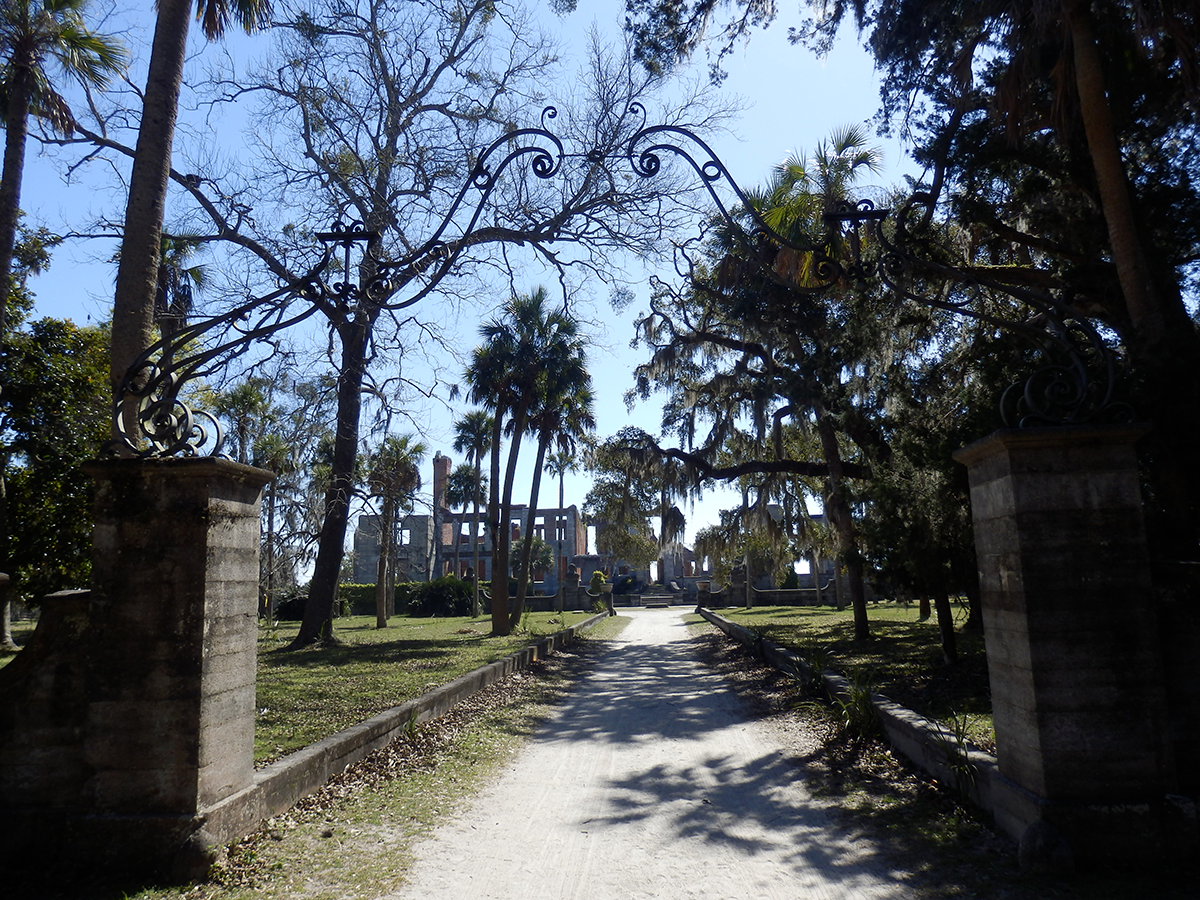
[385,609,912,900]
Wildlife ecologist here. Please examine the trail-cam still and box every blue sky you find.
[19,0,918,548]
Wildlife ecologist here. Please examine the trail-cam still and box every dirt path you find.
[384,609,913,900]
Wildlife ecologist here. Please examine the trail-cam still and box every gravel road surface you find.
[385,608,912,899]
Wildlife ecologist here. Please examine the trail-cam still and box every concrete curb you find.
[697,607,1009,834]
[203,611,612,846]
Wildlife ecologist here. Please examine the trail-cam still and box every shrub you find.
[407,576,474,617]
[339,583,377,616]
[612,573,639,594]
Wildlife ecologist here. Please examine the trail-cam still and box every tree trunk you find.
[375,493,394,628]
[0,63,31,335]
[556,473,566,613]
[385,517,397,615]
[110,0,192,446]
[509,437,549,629]
[815,409,869,639]
[489,401,530,636]
[0,577,15,653]
[933,588,958,665]
[918,592,931,621]
[487,413,509,635]
[1067,0,1200,560]
[290,316,371,647]
[0,71,30,643]
[810,552,823,606]
[471,465,482,617]
[453,510,463,578]
[263,479,276,618]
[1065,0,1162,343]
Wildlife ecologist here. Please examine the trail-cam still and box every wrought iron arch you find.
[107,104,1130,458]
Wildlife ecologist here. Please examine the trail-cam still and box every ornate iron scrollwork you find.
[821,193,1133,427]
[620,109,1132,426]
[106,111,567,459]
[109,103,1130,458]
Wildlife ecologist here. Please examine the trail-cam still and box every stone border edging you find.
[202,611,612,846]
[696,607,1014,836]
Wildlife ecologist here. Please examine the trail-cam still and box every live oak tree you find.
[623,0,1200,569]
[0,317,109,607]
[628,129,897,639]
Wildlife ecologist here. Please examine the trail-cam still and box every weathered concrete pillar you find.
[563,569,580,612]
[955,426,1195,867]
[563,569,581,610]
[80,458,272,877]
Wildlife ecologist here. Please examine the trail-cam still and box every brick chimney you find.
[433,452,450,511]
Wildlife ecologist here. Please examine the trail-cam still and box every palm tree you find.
[154,234,207,342]
[0,2,122,648]
[511,374,595,627]
[453,410,492,617]
[443,462,483,581]
[511,369,595,624]
[109,0,270,444]
[0,0,126,336]
[213,377,272,465]
[367,434,426,628]
[544,447,579,606]
[465,287,585,636]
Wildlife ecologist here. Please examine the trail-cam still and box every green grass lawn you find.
[255,611,598,762]
[713,601,995,750]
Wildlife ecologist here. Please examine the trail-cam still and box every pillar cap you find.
[953,423,1150,468]
[83,456,275,488]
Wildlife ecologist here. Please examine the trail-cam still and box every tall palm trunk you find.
[510,435,550,628]
[375,492,394,628]
[110,0,191,445]
[488,399,530,636]
[486,413,508,634]
[0,60,32,652]
[471,461,483,617]
[555,469,566,612]
[452,509,463,577]
[0,58,31,335]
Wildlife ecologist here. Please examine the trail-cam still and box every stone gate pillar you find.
[955,426,1196,867]
[80,458,272,876]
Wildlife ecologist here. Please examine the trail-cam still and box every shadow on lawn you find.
[259,636,468,669]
